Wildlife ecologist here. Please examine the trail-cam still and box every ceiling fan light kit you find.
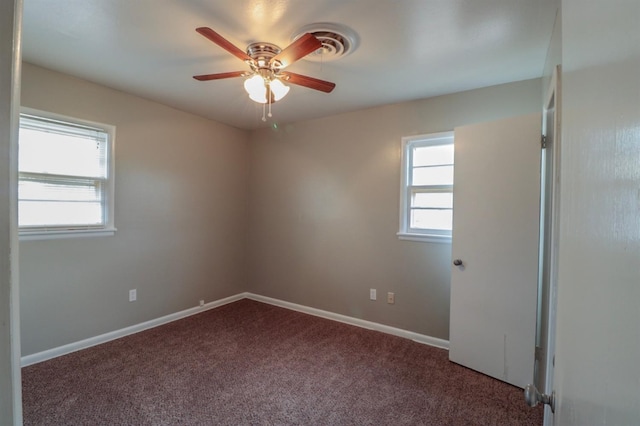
[243,42,290,105]
[193,25,344,122]
[243,72,290,104]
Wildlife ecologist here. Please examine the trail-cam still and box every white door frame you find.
[0,0,23,424]
[541,65,561,425]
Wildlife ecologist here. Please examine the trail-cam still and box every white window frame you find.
[398,131,454,243]
[19,107,116,241]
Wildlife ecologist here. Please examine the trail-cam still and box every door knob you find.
[453,259,463,266]
[524,383,555,413]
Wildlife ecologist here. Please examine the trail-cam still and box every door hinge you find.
[535,345,544,361]
[541,135,547,149]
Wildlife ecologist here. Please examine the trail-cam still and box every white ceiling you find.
[21,0,558,130]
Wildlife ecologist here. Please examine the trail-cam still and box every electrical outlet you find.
[370,289,377,301]
[199,300,205,307]
[129,289,137,302]
[387,292,395,304]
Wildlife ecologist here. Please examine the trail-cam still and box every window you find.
[19,109,116,240]
[398,132,454,243]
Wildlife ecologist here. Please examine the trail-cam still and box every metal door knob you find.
[524,383,555,413]
[453,259,463,266]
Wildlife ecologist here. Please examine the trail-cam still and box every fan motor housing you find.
[246,42,281,68]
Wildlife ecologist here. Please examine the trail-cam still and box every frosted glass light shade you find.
[244,75,267,103]
[270,78,290,101]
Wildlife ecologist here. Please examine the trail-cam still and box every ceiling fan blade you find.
[196,27,252,62]
[193,71,246,81]
[280,72,336,93]
[271,33,322,69]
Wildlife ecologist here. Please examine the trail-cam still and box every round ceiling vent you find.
[291,23,358,62]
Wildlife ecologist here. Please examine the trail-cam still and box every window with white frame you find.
[18,109,116,240]
[398,132,454,243]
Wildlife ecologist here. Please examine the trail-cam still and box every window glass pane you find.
[413,144,454,167]
[19,201,103,227]
[19,175,104,228]
[412,165,454,186]
[410,209,453,231]
[19,126,107,178]
[411,192,453,209]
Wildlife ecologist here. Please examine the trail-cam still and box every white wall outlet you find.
[199,299,205,307]
[387,292,395,304]
[370,288,377,301]
[129,289,137,302]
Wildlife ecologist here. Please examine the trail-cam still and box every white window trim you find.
[398,131,454,244]
[18,107,117,241]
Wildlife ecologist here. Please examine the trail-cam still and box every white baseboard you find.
[22,292,449,367]
[245,293,449,350]
[21,293,245,367]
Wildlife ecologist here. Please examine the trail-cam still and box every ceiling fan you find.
[193,27,336,121]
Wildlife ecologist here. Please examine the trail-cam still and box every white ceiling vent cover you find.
[292,23,358,62]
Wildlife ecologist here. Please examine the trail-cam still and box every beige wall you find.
[247,78,542,340]
[19,63,249,355]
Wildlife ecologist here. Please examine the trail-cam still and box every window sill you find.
[19,227,117,241]
[397,232,451,244]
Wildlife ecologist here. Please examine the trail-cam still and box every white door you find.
[532,65,561,423]
[449,113,541,388]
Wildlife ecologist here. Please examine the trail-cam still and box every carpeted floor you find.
[22,299,542,425]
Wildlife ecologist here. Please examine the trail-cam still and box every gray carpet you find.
[22,299,543,425]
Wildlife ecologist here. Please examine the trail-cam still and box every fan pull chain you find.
[261,103,266,122]
[267,83,273,118]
